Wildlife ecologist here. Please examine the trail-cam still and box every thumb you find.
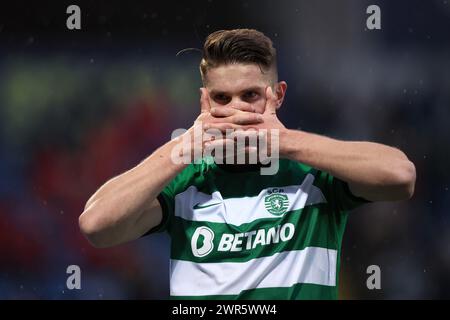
[264,86,278,114]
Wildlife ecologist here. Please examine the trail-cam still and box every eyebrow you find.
[209,86,265,96]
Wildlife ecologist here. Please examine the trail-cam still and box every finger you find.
[210,107,236,118]
[205,127,262,141]
[232,130,264,156]
[205,125,265,140]
[264,86,278,114]
[203,127,225,142]
[204,138,235,150]
[205,131,262,146]
[229,129,260,141]
[204,138,236,159]
[200,87,212,113]
[193,115,213,131]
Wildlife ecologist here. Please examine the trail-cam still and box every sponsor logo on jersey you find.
[191,226,215,257]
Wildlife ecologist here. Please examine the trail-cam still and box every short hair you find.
[200,29,278,83]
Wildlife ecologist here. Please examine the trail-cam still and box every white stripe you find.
[174,173,327,226]
[170,247,337,296]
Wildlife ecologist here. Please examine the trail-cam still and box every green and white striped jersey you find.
[149,157,369,299]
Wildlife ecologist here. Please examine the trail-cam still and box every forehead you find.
[206,63,270,93]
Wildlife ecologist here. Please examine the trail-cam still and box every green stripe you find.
[169,203,346,263]
[170,282,337,300]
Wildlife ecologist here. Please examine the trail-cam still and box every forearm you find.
[79,136,188,245]
[85,136,186,209]
[280,129,416,200]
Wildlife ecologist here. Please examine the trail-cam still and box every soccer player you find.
[79,29,416,299]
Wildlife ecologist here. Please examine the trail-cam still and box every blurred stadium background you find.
[0,0,449,299]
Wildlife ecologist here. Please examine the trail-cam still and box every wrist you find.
[181,125,207,163]
[167,130,195,167]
